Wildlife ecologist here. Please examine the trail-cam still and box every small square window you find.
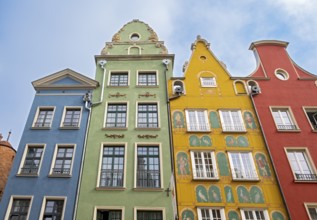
[185,110,210,132]
[33,107,55,128]
[190,151,218,179]
[109,72,129,86]
[137,103,159,128]
[241,209,269,220]
[138,72,157,86]
[19,145,44,175]
[271,107,298,131]
[200,77,217,87]
[197,207,225,220]
[61,107,82,128]
[219,110,246,132]
[50,145,75,176]
[105,104,127,128]
[228,152,258,180]
[286,148,317,181]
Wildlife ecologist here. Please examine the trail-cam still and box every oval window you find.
[275,69,289,80]
[130,33,140,41]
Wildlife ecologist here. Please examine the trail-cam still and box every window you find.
[105,104,127,128]
[96,209,122,220]
[304,107,317,131]
[219,110,245,132]
[173,80,185,95]
[228,152,258,180]
[130,33,140,41]
[197,208,225,220]
[200,77,217,87]
[33,107,54,128]
[137,210,162,220]
[137,103,158,128]
[185,110,210,132]
[190,151,218,179]
[275,69,289,81]
[234,81,247,95]
[41,198,65,220]
[51,145,74,176]
[6,198,31,220]
[271,108,298,130]
[109,72,128,86]
[241,209,269,220]
[19,145,44,175]
[99,146,125,187]
[138,72,157,86]
[136,146,161,188]
[305,204,317,220]
[61,107,81,128]
[286,149,317,181]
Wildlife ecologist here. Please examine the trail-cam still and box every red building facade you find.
[247,40,317,219]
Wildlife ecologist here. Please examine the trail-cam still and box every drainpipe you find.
[92,60,107,106]
[73,94,92,220]
[250,93,291,219]
[162,59,179,220]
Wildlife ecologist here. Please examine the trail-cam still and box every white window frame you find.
[134,143,163,189]
[240,209,269,220]
[137,70,158,86]
[104,102,129,129]
[185,109,210,132]
[136,102,160,129]
[303,106,317,132]
[93,206,125,220]
[285,147,317,181]
[39,196,66,220]
[134,207,165,220]
[234,80,248,95]
[18,144,46,176]
[49,144,76,177]
[304,203,317,220]
[190,151,218,180]
[200,77,217,87]
[197,207,225,220]
[228,152,258,180]
[60,106,82,129]
[108,71,130,86]
[270,107,299,131]
[96,143,127,189]
[219,110,246,132]
[4,196,33,220]
[32,106,55,128]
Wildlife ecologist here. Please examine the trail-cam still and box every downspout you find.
[250,93,291,219]
[73,94,92,220]
[162,59,179,220]
[92,60,107,106]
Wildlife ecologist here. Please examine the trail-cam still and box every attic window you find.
[130,33,140,41]
[275,69,289,81]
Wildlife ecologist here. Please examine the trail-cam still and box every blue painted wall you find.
[0,89,91,219]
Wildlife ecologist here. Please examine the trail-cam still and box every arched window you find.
[234,81,247,95]
[173,80,185,95]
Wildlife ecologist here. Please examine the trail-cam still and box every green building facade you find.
[76,20,175,220]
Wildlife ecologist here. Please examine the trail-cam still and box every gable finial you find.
[7,130,11,141]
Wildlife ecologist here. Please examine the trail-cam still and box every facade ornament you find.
[105,134,124,139]
[109,92,127,98]
[112,33,120,42]
[148,28,158,41]
[182,61,189,73]
[138,92,156,98]
[138,134,158,139]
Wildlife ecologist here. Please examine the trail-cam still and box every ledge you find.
[133,188,164,192]
[96,187,126,191]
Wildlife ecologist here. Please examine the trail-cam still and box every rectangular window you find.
[305,204,317,220]
[42,199,64,220]
[286,149,317,181]
[190,151,218,179]
[20,146,44,175]
[137,103,158,128]
[100,146,125,187]
[137,210,162,220]
[97,209,122,220]
[200,77,217,87]
[271,108,298,130]
[219,110,245,132]
[241,209,269,220]
[197,208,225,220]
[137,146,161,188]
[138,72,157,86]
[185,110,210,131]
[303,107,317,131]
[105,104,127,128]
[109,72,128,86]
[228,152,258,180]
[7,198,31,220]
[51,146,74,176]
[61,107,81,128]
[33,107,54,128]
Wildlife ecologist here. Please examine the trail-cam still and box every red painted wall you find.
[250,41,317,220]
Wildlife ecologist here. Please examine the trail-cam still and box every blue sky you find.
[1,0,317,148]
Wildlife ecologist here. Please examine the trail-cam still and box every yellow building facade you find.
[168,37,288,220]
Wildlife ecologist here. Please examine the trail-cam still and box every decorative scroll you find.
[105,134,124,139]
[137,134,158,139]
[138,92,156,98]
[108,92,126,98]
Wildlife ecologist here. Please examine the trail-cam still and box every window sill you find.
[193,177,220,181]
[31,126,51,130]
[136,85,159,88]
[276,129,301,133]
[59,126,80,130]
[222,130,247,133]
[133,188,164,192]
[48,174,72,178]
[107,85,129,88]
[135,127,160,131]
[232,178,260,182]
[294,180,317,183]
[96,187,126,191]
[16,173,39,177]
[186,130,211,133]
[102,127,128,131]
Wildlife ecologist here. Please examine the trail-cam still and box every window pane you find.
[106,104,127,127]
[34,108,54,127]
[10,199,30,219]
[137,104,158,128]
[110,73,128,86]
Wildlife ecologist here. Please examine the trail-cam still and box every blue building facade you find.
[0,69,98,220]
